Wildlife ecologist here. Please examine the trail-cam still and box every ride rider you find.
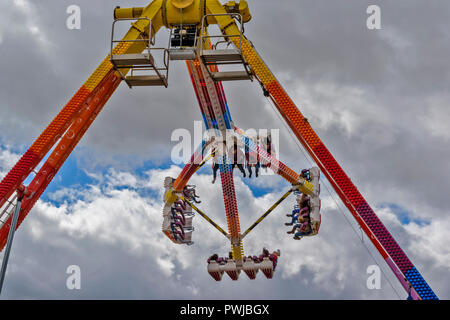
[228,136,246,178]
[285,193,311,225]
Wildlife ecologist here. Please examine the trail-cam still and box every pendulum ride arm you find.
[197,58,244,260]
[0,1,165,251]
[206,0,437,300]
[179,57,310,261]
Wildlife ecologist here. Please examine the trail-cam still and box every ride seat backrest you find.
[162,204,172,217]
[260,257,274,279]
[207,261,224,281]
[309,167,321,196]
[184,216,193,228]
[183,231,192,242]
[310,196,321,223]
[243,259,258,280]
[183,205,193,214]
[162,216,172,231]
[224,260,240,280]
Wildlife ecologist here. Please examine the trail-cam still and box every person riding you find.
[287,216,312,239]
[183,185,201,203]
[211,141,227,184]
[298,192,311,209]
[211,147,220,184]
[293,222,312,240]
[207,253,219,264]
[269,250,280,270]
[228,136,246,178]
[245,136,260,178]
[261,134,274,170]
[285,206,309,226]
[286,193,311,225]
[257,247,270,262]
[300,169,311,182]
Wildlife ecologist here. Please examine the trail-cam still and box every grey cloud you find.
[1,0,449,299]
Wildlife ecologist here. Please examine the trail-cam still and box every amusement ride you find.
[0,0,438,299]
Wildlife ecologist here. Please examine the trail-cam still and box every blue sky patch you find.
[379,203,430,226]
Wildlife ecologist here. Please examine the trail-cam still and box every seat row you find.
[207,249,280,281]
[161,177,199,245]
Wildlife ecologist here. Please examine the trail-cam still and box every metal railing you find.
[110,17,169,87]
[199,13,244,60]
[110,17,154,59]
[0,194,17,229]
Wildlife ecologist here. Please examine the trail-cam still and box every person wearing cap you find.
[300,169,311,181]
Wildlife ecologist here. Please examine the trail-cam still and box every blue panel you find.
[405,267,438,300]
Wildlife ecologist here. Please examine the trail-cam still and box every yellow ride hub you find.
[171,0,195,9]
[114,0,251,27]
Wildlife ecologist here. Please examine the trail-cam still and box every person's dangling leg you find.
[285,214,299,226]
[245,141,251,178]
[237,164,246,177]
[212,164,219,183]
[287,224,299,234]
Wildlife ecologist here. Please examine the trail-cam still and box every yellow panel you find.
[295,179,315,195]
[171,0,195,9]
[238,0,251,23]
[84,56,115,91]
[163,0,205,26]
[240,40,275,85]
[164,189,178,204]
[114,7,144,19]
[232,243,244,261]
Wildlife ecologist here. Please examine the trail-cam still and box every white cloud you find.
[0,147,21,179]
[423,95,450,140]
[1,138,449,299]
[1,0,51,51]
[1,0,449,300]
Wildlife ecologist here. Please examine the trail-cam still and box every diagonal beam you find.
[183,197,229,239]
[241,188,293,239]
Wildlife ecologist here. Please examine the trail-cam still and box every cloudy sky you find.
[0,0,449,299]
